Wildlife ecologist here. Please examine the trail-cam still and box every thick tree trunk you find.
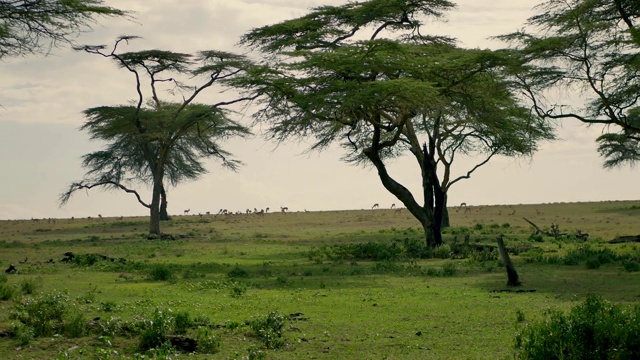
[497,235,521,287]
[149,173,163,236]
[160,186,170,221]
[440,193,450,228]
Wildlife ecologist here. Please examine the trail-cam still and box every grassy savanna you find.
[0,201,639,359]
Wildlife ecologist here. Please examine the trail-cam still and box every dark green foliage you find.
[139,308,173,350]
[10,291,71,337]
[623,259,640,272]
[227,266,249,278]
[249,311,287,349]
[0,0,127,59]
[0,274,14,300]
[173,311,193,335]
[195,327,221,354]
[515,295,640,359]
[501,0,640,167]
[148,264,174,281]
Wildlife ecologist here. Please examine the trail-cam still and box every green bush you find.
[227,266,249,278]
[195,326,221,354]
[173,310,192,335]
[0,274,14,300]
[623,259,640,272]
[10,291,70,337]
[139,308,173,350]
[249,311,287,349]
[515,295,640,359]
[148,264,174,281]
[19,277,41,295]
[63,311,87,338]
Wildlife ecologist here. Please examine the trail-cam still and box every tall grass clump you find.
[9,291,71,338]
[0,274,15,300]
[139,308,173,350]
[148,264,174,281]
[249,311,287,349]
[515,295,640,359]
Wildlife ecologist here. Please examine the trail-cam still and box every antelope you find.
[183,209,190,215]
[372,203,379,209]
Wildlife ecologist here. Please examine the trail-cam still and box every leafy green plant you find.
[63,310,87,338]
[0,274,15,300]
[227,266,249,278]
[148,264,173,281]
[10,291,70,337]
[515,295,640,359]
[19,277,42,295]
[139,308,173,350]
[195,326,221,354]
[173,310,193,335]
[249,311,287,349]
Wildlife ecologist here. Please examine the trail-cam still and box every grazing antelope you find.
[281,207,289,213]
[390,203,396,209]
[372,203,379,209]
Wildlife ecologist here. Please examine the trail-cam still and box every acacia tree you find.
[60,37,253,236]
[238,0,554,247]
[500,0,640,167]
[0,0,127,59]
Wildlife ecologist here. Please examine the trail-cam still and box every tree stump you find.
[497,235,521,287]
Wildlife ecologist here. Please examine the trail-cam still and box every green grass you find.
[0,201,639,359]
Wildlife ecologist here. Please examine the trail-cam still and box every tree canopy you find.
[237,0,554,246]
[0,0,127,59]
[500,0,640,167]
[61,37,254,236]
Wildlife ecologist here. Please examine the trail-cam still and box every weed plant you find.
[515,295,640,359]
[249,311,287,350]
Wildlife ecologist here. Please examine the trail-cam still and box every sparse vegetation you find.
[0,202,639,358]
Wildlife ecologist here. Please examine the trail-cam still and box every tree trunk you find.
[149,174,163,236]
[497,235,521,287]
[160,186,170,221]
[440,193,450,228]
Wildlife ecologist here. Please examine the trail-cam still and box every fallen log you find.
[608,235,640,244]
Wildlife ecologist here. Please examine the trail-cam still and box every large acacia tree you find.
[238,0,554,247]
[60,37,253,236]
[0,0,127,59]
[500,0,640,167]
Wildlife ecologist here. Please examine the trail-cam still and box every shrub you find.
[173,310,193,335]
[20,277,41,295]
[195,326,221,354]
[515,295,640,359]
[623,259,640,272]
[139,308,173,350]
[441,262,457,277]
[0,274,14,300]
[148,264,173,281]
[10,291,70,337]
[63,311,87,338]
[249,311,287,349]
[227,266,249,278]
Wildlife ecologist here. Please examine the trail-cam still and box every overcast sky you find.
[0,0,637,220]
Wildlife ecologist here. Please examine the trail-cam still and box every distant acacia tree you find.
[237,0,554,247]
[500,0,640,167]
[0,0,127,59]
[60,37,253,236]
